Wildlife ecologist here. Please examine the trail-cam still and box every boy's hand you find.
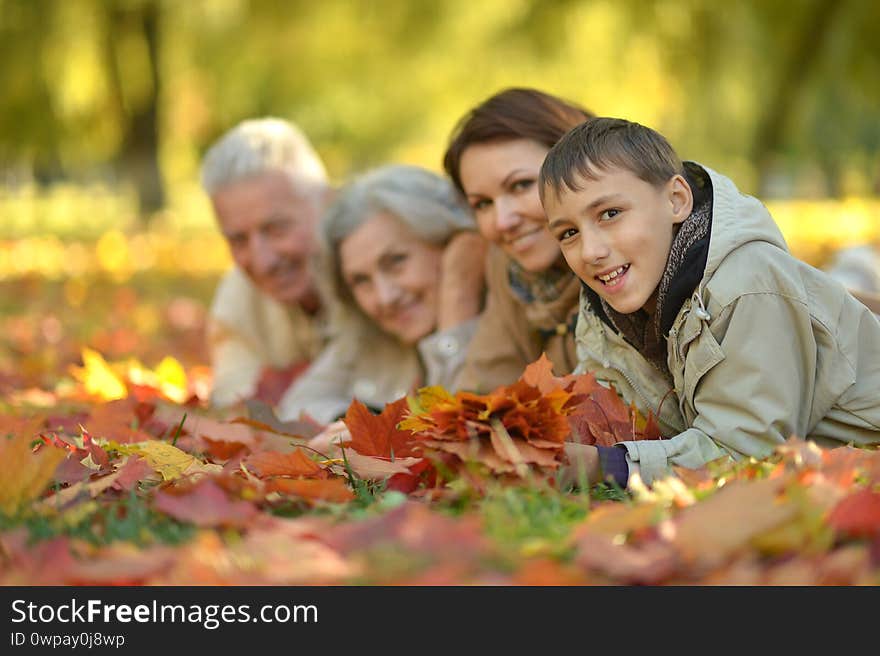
[559,442,601,489]
[437,231,487,330]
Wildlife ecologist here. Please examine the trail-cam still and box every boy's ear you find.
[668,174,693,225]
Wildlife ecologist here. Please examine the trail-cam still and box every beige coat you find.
[276,319,477,425]
[455,245,580,393]
[575,163,880,484]
[207,266,325,407]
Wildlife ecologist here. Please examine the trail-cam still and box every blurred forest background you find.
[1,0,879,392]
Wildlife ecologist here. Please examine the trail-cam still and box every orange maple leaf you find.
[264,477,355,503]
[521,353,663,446]
[400,368,574,480]
[342,397,422,458]
[244,449,324,479]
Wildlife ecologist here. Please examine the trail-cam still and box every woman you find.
[443,87,594,392]
[276,164,485,425]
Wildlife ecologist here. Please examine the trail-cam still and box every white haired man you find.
[201,117,334,408]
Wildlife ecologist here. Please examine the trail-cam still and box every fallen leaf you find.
[69,347,128,401]
[154,479,257,527]
[113,440,221,481]
[343,397,421,458]
[0,431,68,513]
[671,476,797,570]
[827,489,880,538]
[245,449,324,479]
[265,477,355,503]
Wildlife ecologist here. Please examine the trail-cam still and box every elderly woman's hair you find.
[200,117,328,194]
[319,164,475,327]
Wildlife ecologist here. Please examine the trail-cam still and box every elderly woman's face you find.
[339,212,444,344]
[458,138,562,273]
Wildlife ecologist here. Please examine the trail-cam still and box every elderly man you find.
[201,117,333,407]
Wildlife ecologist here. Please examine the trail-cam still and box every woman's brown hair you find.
[443,87,593,196]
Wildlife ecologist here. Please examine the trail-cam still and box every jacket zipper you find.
[581,343,677,436]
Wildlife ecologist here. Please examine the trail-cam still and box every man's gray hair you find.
[200,117,328,194]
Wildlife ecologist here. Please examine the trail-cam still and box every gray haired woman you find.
[276,164,486,425]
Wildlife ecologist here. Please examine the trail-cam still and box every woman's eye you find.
[511,179,534,192]
[348,277,367,288]
[387,253,408,268]
[600,208,620,221]
[471,199,491,212]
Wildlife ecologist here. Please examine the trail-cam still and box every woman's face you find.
[339,212,443,344]
[457,138,562,273]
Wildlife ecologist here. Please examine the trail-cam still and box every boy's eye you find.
[557,228,578,241]
[600,208,620,221]
[510,179,534,192]
[471,199,491,212]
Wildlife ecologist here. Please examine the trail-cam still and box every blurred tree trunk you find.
[104,0,165,223]
[752,0,844,196]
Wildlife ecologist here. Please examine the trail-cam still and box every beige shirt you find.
[276,319,477,425]
[207,266,325,407]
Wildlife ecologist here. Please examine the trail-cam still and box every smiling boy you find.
[539,117,880,487]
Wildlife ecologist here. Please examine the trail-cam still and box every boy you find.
[539,117,880,487]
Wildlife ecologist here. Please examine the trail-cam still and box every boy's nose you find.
[580,233,611,265]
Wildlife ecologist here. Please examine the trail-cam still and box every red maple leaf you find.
[153,479,257,528]
[827,489,880,538]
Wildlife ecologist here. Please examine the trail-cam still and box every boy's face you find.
[544,166,692,315]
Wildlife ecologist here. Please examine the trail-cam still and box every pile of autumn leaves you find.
[2,354,880,585]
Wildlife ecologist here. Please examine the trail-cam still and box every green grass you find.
[2,489,196,548]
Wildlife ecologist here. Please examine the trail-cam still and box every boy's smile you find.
[544,166,692,315]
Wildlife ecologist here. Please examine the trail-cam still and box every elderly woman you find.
[276,164,485,425]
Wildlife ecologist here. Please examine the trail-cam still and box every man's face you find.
[211,170,321,306]
[544,166,691,315]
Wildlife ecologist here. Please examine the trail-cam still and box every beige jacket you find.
[207,266,325,407]
[455,245,580,393]
[276,319,477,424]
[575,163,880,484]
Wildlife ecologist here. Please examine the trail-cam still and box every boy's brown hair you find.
[443,88,593,197]
[539,117,683,204]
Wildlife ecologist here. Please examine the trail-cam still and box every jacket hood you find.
[693,161,788,280]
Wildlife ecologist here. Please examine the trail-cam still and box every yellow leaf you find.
[71,347,128,401]
[116,440,221,481]
[155,356,188,403]
[0,433,67,514]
